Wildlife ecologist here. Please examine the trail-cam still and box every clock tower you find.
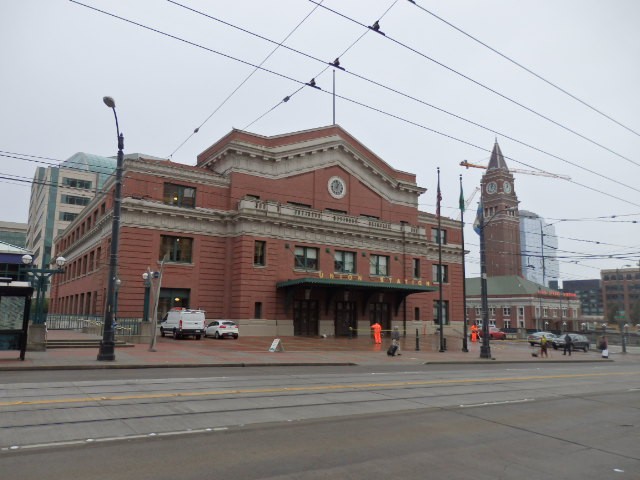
[480,141,522,277]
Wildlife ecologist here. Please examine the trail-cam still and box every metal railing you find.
[46,314,142,336]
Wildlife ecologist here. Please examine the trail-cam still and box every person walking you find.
[540,335,549,358]
[391,326,402,355]
[371,321,382,344]
[563,333,573,356]
[599,335,609,359]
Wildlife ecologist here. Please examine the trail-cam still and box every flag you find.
[436,168,442,218]
[459,183,465,213]
[473,200,483,235]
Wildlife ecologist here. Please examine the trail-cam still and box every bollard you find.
[415,328,420,351]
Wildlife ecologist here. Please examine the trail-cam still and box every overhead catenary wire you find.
[167,2,640,196]
[405,0,640,139]
[66,0,640,210]
[306,0,640,169]
[165,0,327,159]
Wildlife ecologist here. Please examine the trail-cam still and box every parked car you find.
[475,326,507,340]
[159,308,206,340]
[527,331,557,346]
[205,320,239,339]
[552,333,590,352]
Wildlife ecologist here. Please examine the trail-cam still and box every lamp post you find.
[478,206,514,359]
[142,272,151,322]
[97,95,124,361]
[21,254,66,324]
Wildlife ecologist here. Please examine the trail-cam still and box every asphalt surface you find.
[0,330,633,370]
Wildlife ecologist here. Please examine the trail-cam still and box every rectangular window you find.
[254,302,262,319]
[160,235,193,263]
[60,195,90,206]
[413,258,420,278]
[63,178,92,189]
[334,250,356,274]
[414,307,420,321]
[432,264,449,283]
[503,307,511,316]
[288,201,312,209]
[432,300,449,325]
[431,228,447,244]
[543,307,548,317]
[369,254,389,276]
[475,307,482,316]
[489,307,496,317]
[254,241,266,266]
[163,183,196,208]
[59,212,78,221]
[504,319,511,329]
[294,246,318,271]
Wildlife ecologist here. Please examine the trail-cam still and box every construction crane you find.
[457,186,480,220]
[460,160,571,180]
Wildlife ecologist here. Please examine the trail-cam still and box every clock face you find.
[328,176,346,199]
[503,181,512,194]
[486,181,497,194]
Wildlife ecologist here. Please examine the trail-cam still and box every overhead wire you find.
[405,0,640,139]
[307,0,640,169]
[165,0,326,159]
[165,2,640,196]
[67,0,640,210]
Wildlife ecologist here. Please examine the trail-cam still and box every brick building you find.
[50,126,465,337]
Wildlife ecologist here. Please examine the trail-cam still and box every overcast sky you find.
[1,0,639,282]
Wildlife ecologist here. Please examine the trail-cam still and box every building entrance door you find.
[293,300,319,336]
[369,302,390,332]
[335,301,357,336]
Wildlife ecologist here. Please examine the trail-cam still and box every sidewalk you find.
[0,330,632,371]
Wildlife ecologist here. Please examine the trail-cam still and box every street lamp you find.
[562,321,567,334]
[142,272,151,322]
[21,254,66,325]
[478,205,515,359]
[97,95,125,362]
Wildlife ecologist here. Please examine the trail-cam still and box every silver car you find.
[527,331,557,346]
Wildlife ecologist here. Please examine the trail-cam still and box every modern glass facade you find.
[519,210,558,287]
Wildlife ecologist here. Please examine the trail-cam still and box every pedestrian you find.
[540,335,549,358]
[563,333,573,356]
[371,321,382,344]
[599,335,609,359]
[391,326,402,355]
[471,323,479,343]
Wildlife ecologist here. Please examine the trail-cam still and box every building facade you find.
[50,126,465,337]
[27,153,116,271]
[601,266,640,324]
[562,279,603,319]
[465,275,580,331]
[0,221,28,248]
[480,142,522,277]
[519,210,558,287]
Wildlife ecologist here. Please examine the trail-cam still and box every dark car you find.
[552,333,590,352]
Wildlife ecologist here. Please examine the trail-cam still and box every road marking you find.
[459,398,534,408]
[0,371,635,407]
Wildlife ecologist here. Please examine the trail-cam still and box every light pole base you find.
[26,323,47,352]
[97,341,116,361]
[479,345,492,359]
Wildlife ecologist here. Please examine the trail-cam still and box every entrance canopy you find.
[276,277,437,315]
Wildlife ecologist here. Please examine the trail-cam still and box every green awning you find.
[276,277,437,293]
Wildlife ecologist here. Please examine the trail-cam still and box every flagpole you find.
[437,168,445,352]
[460,175,469,352]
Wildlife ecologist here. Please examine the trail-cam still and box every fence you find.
[46,314,143,336]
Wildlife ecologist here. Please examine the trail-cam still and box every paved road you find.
[1,362,638,479]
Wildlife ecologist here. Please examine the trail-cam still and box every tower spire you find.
[487,140,508,171]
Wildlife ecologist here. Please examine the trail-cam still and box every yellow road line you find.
[1,371,635,407]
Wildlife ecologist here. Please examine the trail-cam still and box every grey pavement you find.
[1,330,634,370]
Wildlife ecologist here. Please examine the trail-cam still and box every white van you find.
[159,308,206,340]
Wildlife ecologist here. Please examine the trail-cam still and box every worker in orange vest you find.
[471,324,479,343]
[371,321,382,344]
